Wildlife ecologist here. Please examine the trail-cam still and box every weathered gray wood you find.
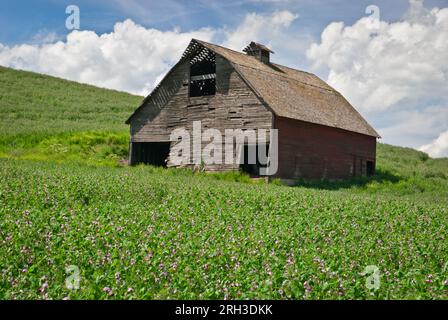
[129,55,273,171]
[127,40,378,179]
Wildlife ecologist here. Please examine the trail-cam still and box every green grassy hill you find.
[0,66,142,137]
[0,66,142,165]
[1,65,447,186]
[0,66,447,299]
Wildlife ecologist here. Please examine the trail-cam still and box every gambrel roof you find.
[127,39,379,138]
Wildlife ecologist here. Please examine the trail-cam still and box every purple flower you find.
[103,287,114,296]
[39,281,48,294]
[303,281,312,294]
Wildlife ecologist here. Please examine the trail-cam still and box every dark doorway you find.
[239,144,269,177]
[131,142,170,167]
[366,160,375,176]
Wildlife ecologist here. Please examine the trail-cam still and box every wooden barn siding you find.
[129,55,273,171]
[274,116,376,180]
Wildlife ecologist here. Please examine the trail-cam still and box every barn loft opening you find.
[131,142,170,167]
[240,144,269,176]
[189,48,216,97]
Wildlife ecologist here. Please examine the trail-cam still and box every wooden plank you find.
[129,54,273,171]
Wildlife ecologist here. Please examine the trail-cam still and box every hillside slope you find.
[0,66,447,190]
[0,66,447,300]
[0,66,142,142]
[0,66,142,165]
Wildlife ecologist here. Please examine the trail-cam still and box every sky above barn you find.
[0,0,447,157]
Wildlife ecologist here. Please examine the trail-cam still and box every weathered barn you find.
[126,39,379,181]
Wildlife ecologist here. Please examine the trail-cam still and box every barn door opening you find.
[239,144,269,177]
[353,157,375,177]
[366,160,375,176]
[131,142,170,167]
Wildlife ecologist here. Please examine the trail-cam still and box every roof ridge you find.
[127,39,380,137]
[193,39,250,57]
[194,39,336,93]
[234,62,337,93]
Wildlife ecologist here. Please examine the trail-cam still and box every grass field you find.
[0,66,447,299]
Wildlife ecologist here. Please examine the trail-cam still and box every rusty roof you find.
[193,39,379,138]
[127,39,379,138]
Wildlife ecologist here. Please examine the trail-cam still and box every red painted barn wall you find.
[274,116,377,180]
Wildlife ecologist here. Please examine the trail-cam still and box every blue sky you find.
[0,0,448,156]
[1,0,445,45]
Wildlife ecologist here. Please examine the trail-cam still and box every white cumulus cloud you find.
[0,11,300,96]
[307,1,448,114]
[306,0,448,157]
[0,20,215,96]
[223,10,299,51]
[419,130,448,158]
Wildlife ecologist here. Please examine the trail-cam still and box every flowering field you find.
[1,66,447,300]
[0,160,446,299]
